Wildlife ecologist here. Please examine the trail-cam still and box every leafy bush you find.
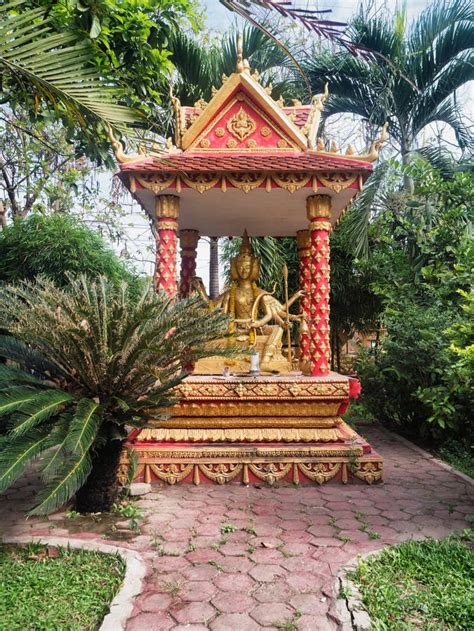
[0,276,231,515]
[0,213,137,287]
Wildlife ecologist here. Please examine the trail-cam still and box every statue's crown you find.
[239,229,252,256]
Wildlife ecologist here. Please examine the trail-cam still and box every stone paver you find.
[1,426,473,630]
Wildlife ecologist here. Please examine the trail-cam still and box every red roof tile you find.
[120,152,372,174]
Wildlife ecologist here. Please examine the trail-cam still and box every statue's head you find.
[231,230,259,282]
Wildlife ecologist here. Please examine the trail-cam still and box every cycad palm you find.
[0,277,230,515]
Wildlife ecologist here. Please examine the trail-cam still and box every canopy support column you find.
[179,230,200,298]
[296,229,311,371]
[154,195,180,297]
[306,195,332,376]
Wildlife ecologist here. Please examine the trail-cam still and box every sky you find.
[108,0,472,286]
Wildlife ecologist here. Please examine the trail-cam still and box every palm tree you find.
[0,276,230,515]
[1,1,139,140]
[302,0,474,255]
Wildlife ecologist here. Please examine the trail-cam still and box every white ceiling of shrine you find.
[133,186,357,237]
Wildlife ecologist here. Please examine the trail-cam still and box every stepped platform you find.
[120,374,383,487]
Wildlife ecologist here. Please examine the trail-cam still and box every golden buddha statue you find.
[192,231,304,374]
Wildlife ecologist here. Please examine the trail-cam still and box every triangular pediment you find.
[180,72,308,152]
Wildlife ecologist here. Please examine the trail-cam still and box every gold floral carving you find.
[227,107,256,141]
[173,378,349,400]
[215,127,225,137]
[167,402,341,418]
[298,462,341,484]
[227,172,266,193]
[260,126,271,137]
[247,139,257,148]
[249,463,292,485]
[198,463,242,485]
[351,461,384,484]
[272,172,311,193]
[318,172,357,192]
[160,416,339,429]
[136,173,175,193]
[227,138,238,148]
[149,463,193,484]
[136,427,343,442]
[277,139,288,148]
[181,173,220,193]
[200,138,210,148]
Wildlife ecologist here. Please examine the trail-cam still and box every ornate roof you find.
[119,151,372,173]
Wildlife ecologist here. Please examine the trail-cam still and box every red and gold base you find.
[119,374,383,487]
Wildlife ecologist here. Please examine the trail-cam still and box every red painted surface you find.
[309,218,331,376]
[155,225,178,297]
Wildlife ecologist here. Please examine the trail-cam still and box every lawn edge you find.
[381,428,474,485]
[3,535,146,631]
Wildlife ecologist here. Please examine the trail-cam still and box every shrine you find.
[114,40,384,487]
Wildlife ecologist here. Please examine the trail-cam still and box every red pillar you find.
[179,229,199,297]
[296,229,311,371]
[306,195,332,376]
[154,195,179,297]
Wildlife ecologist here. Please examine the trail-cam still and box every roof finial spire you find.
[236,33,244,73]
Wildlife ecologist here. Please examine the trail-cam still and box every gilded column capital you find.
[155,195,180,221]
[179,229,200,250]
[296,229,311,257]
[306,194,332,225]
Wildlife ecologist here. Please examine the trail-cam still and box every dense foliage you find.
[355,160,473,443]
[0,276,231,514]
[0,214,136,288]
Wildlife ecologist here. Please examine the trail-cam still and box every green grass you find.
[350,536,474,630]
[0,543,125,631]
[436,441,474,479]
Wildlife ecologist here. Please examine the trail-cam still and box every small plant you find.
[354,511,365,521]
[336,534,352,543]
[368,531,381,540]
[329,516,338,527]
[113,500,143,531]
[243,525,257,535]
[186,540,197,552]
[208,559,224,571]
[339,584,353,599]
[65,510,80,520]
[276,544,293,558]
[220,522,237,534]
[274,610,302,631]
[161,580,181,597]
[247,545,256,554]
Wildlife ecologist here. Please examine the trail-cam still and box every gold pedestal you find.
[121,374,383,486]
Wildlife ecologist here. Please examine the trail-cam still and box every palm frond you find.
[340,161,392,258]
[1,1,140,130]
[9,390,73,438]
[29,447,93,515]
[0,364,46,387]
[0,430,50,492]
[65,399,101,455]
[0,386,40,416]
[0,335,65,379]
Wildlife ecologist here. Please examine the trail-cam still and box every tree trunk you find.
[75,439,124,513]
[209,236,220,299]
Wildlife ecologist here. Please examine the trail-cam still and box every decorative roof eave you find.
[117,151,373,175]
[179,72,309,151]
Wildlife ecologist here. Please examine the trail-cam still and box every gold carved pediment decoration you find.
[227,107,257,141]
[181,173,220,193]
[227,172,266,193]
[272,172,311,193]
[318,172,357,192]
[136,173,175,193]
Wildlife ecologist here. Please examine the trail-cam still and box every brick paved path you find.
[1,426,472,630]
